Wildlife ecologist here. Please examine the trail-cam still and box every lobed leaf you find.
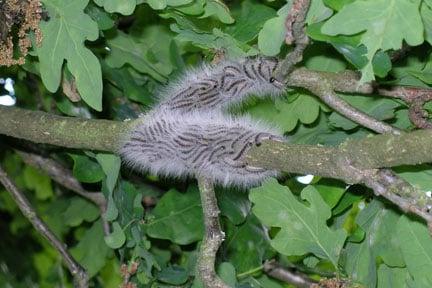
[322,0,424,82]
[250,179,347,268]
[38,0,103,111]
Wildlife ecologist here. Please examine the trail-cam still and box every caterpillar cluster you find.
[120,57,286,188]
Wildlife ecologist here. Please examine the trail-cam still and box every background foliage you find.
[1,0,432,287]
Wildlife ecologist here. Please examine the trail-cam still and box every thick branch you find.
[3,107,432,175]
[0,165,89,288]
[246,129,432,179]
[0,105,135,151]
[196,176,228,288]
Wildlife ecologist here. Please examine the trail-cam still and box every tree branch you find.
[275,0,311,81]
[0,164,89,288]
[196,176,228,288]
[15,150,110,235]
[287,68,400,134]
[0,105,134,151]
[264,260,317,288]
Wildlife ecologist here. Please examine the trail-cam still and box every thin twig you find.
[287,68,401,134]
[264,260,317,288]
[378,86,432,129]
[0,165,89,288]
[196,176,228,288]
[16,150,110,235]
[16,151,105,206]
[274,0,311,81]
[289,68,432,130]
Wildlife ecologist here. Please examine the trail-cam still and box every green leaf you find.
[306,22,390,77]
[38,0,103,111]
[323,0,354,11]
[306,0,333,24]
[377,265,409,288]
[322,0,424,82]
[146,186,204,245]
[102,64,153,105]
[85,3,116,30]
[314,180,347,209]
[247,93,325,133]
[156,265,189,285]
[96,153,121,193]
[94,0,137,15]
[104,221,126,249]
[63,197,99,226]
[397,216,432,286]
[421,1,432,45]
[147,0,194,10]
[343,200,404,287]
[171,25,254,58]
[147,0,167,10]
[225,215,270,273]
[200,0,234,24]
[304,49,347,73]
[396,165,432,192]
[105,195,119,221]
[258,4,290,56]
[225,0,276,43]
[70,154,105,183]
[217,188,251,225]
[23,165,53,200]
[106,31,171,82]
[71,220,111,277]
[217,262,237,287]
[250,179,347,268]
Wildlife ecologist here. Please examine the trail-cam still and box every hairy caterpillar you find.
[156,57,285,114]
[120,57,286,188]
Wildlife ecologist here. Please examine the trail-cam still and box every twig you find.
[196,176,228,288]
[264,260,317,288]
[288,69,432,130]
[287,68,401,134]
[362,169,432,229]
[332,153,432,228]
[274,0,311,81]
[378,86,432,129]
[0,165,89,288]
[15,150,110,235]
[16,150,105,206]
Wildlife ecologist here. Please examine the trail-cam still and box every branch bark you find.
[0,105,134,151]
[196,176,228,288]
[0,165,89,288]
[287,68,400,134]
[3,106,432,177]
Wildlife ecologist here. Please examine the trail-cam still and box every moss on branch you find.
[247,129,432,181]
[2,106,432,178]
[0,106,136,152]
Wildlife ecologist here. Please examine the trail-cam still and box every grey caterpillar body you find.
[120,57,286,187]
[156,57,284,114]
